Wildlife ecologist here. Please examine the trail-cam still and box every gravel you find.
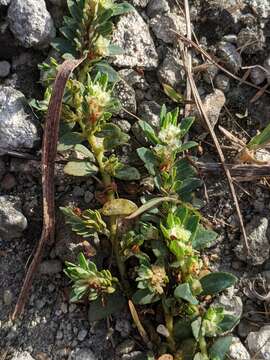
[150,13,186,44]
[10,352,35,360]
[0,86,40,153]
[0,60,11,77]
[68,348,97,360]
[228,336,251,360]
[158,50,185,89]
[111,10,158,69]
[146,0,170,18]
[38,260,62,275]
[7,0,56,48]
[114,80,137,119]
[246,325,270,359]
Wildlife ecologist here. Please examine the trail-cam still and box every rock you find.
[77,329,88,342]
[3,289,13,305]
[122,352,143,360]
[214,74,230,93]
[0,61,10,78]
[0,0,10,5]
[150,13,186,44]
[237,319,259,339]
[118,69,148,90]
[0,196,27,239]
[84,191,94,204]
[158,50,185,89]
[116,339,136,355]
[203,64,219,85]
[7,0,56,48]
[250,67,266,86]
[1,173,17,191]
[246,325,270,359]
[115,318,132,338]
[194,89,226,129]
[129,0,150,7]
[68,348,96,360]
[111,10,158,69]
[112,119,131,133]
[228,336,251,360]
[138,101,161,128]
[217,42,242,74]
[147,0,170,18]
[131,122,148,145]
[114,80,136,119]
[38,260,62,275]
[48,0,65,6]
[234,216,269,265]
[0,86,40,153]
[237,28,265,54]
[10,352,35,360]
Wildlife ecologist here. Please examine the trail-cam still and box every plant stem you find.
[88,134,128,290]
[162,299,175,352]
[199,335,208,357]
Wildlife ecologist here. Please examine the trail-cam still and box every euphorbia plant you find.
[34,1,240,359]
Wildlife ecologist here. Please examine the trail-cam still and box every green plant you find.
[36,1,239,359]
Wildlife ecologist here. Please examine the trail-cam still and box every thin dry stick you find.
[12,57,85,320]
[183,0,192,117]
[182,2,250,254]
[172,30,270,96]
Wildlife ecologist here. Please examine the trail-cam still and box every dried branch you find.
[12,57,85,320]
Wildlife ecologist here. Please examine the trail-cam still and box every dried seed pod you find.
[237,28,265,54]
[217,42,242,73]
[214,74,230,92]
[250,67,266,85]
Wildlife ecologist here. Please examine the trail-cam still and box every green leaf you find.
[247,122,270,150]
[74,144,96,161]
[126,197,179,219]
[115,166,141,180]
[67,0,81,21]
[138,120,160,145]
[107,44,124,55]
[192,225,218,250]
[51,37,77,57]
[94,61,120,83]
[102,199,138,216]
[57,132,84,152]
[178,141,198,152]
[174,283,198,305]
[218,314,240,333]
[209,336,232,360]
[174,319,193,341]
[112,2,135,16]
[64,160,98,177]
[180,117,195,137]
[200,272,237,295]
[163,84,183,103]
[99,124,130,150]
[175,158,197,181]
[191,317,202,340]
[88,292,126,322]
[137,147,159,176]
[132,289,160,305]
[176,178,202,199]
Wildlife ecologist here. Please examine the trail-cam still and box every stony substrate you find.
[1,0,270,359]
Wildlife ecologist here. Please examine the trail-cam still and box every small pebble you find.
[73,186,84,197]
[69,303,77,313]
[116,339,136,355]
[0,60,10,77]
[84,191,94,204]
[3,289,13,305]
[60,302,68,314]
[39,259,62,275]
[1,173,17,190]
[77,329,88,341]
[56,330,63,340]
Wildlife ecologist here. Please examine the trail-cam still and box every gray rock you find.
[203,64,219,84]
[217,42,242,74]
[115,318,132,337]
[112,119,131,133]
[228,336,251,360]
[114,80,136,119]
[0,0,10,5]
[246,325,270,359]
[150,13,186,44]
[77,329,88,342]
[250,67,266,86]
[118,69,148,90]
[84,191,94,204]
[8,0,56,48]
[214,74,230,93]
[234,216,269,265]
[10,352,35,360]
[0,86,40,153]
[3,289,13,305]
[111,10,158,69]
[68,348,96,360]
[38,260,62,275]
[147,0,170,18]
[158,50,185,89]
[129,0,150,7]
[138,101,161,128]
[0,61,10,78]
[116,339,136,355]
[122,352,143,360]
[131,122,148,144]
[237,28,265,55]
[0,196,27,239]
[237,319,259,339]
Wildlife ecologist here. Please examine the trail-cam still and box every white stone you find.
[246,325,270,359]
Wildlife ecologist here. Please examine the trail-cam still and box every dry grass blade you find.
[128,300,151,347]
[12,57,85,320]
[181,1,250,255]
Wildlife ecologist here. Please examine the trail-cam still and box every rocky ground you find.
[1,0,270,359]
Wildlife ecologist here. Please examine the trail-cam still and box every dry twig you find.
[12,57,85,320]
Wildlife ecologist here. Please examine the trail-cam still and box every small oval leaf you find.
[64,160,98,177]
[102,199,138,216]
[200,272,237,295]
[174,283,198,305]
[209,335,232,360]
[115,166,141,181]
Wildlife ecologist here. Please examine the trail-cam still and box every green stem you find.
[199,335,208,357]
[162,299,175,352]
[88,134,128,291]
